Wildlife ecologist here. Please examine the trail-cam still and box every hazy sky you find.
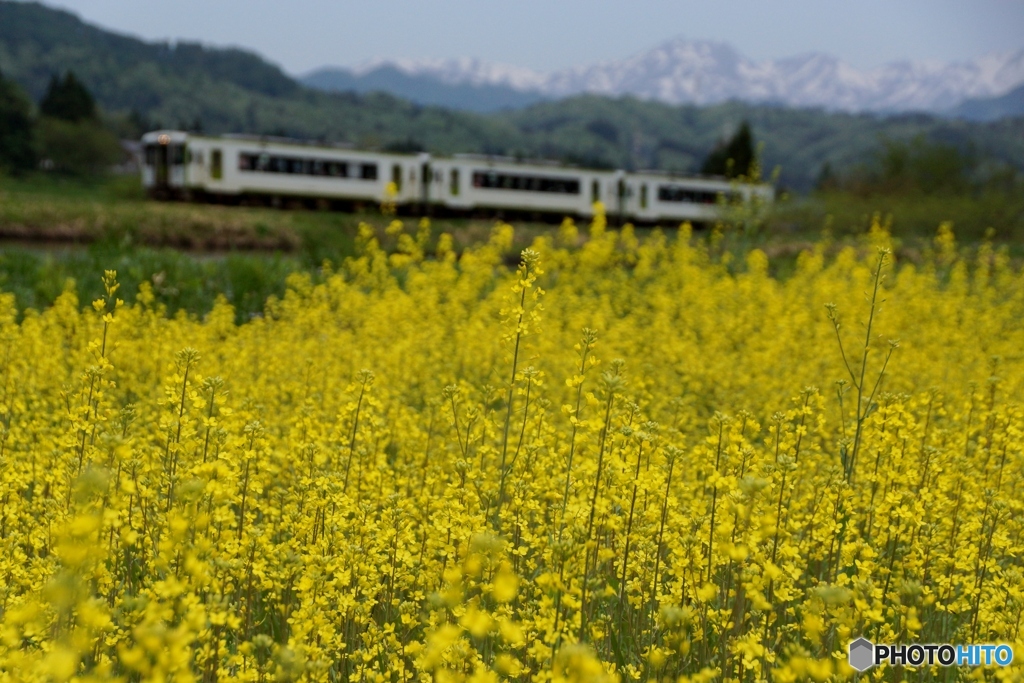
[40,0,1024,75]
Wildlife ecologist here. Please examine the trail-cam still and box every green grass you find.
[0,243,302,320]
[0,173,556,318]
[766,188,1024,243]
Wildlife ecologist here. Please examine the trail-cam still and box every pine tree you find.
[39,71,96,122]
[0,69,36,173]
[701,121,755,178]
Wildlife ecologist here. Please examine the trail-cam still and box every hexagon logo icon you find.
[849,637,875,672]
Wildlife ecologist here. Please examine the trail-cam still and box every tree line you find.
[1,67,762,182]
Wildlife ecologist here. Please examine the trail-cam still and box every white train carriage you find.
[622,171,773,223]
[141,130,773,223]
[431,155,616,220]
[142,130,421,206]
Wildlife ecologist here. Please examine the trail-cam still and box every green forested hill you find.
[498,96,1024,190]
[2,0,1022,190]
[0,1,511,148]
[0,1,297,102]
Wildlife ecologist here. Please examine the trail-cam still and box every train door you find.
[617,178,627,223]
[420,161,431,210]
[450,168,460,197]
[144,135,173,196]
[210,149,223,180]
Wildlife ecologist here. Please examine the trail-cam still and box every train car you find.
[141,130,773,223]
[141,130,421,206]
[623,171,774,224]
[429,155,617,220]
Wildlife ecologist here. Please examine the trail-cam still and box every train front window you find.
[170,145,185,165]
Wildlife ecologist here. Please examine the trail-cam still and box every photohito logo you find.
[848,638,1014,671]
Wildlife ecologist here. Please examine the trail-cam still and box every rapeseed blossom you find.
[0,215,1021,682]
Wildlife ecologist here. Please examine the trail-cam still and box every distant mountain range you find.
[302,65,549,114]
[303,38,1024,118]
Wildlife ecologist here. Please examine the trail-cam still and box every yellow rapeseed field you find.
[0,210,1021,682]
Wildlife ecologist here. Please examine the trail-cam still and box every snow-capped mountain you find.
[337,38,1024,113]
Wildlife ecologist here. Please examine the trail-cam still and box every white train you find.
[141,130,773,224]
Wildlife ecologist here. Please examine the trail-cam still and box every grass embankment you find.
[0,174,551,317]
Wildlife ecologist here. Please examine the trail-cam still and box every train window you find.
[591,180,600,203]
[658,185,720,204]
[211,149,223,180]
[640,184,648,209]
[450,169,460,195]
[471,171,580,194]
[144,146,157,165]
[391,164,403,192]
[170,145,185,165]
[234,153,376,182]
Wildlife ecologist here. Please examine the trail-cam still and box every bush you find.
[37,116,123,175]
